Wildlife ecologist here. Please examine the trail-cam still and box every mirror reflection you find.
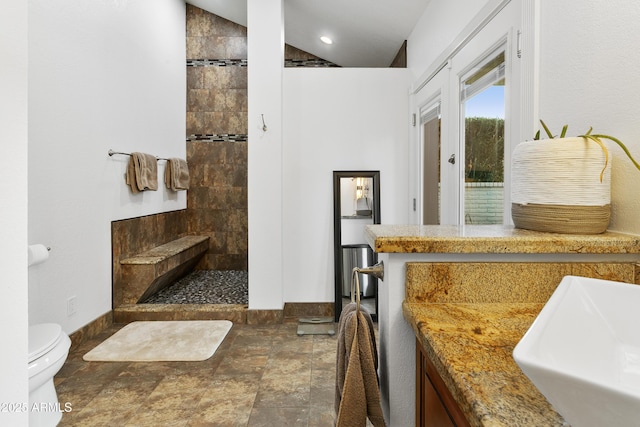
[340,177,374,217]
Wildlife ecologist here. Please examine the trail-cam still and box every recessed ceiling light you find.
[320,36,333,45]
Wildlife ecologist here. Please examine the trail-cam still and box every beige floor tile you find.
[189,396,254,426]
[247,407,309,426]
[60,405,140,427]
[308,404,337,427]
[125,407,193,427]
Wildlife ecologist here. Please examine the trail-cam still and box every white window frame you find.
[409,0,539,226]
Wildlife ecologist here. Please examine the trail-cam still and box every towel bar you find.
[355,261,384,281]
[108,149,168,161]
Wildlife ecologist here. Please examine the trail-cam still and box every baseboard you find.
[68,311,113,350]
[69,303,334,342]
[113,304,247,324]
[246,309,283,324]
[283,302,334,319]
[246,303,334,324]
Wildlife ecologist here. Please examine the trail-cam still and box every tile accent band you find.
[186,59,339,68]
[187,134,248,142]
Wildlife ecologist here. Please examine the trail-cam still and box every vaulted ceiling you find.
[186,0,431,67]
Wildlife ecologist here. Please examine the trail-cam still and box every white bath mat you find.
[83,320,232,362]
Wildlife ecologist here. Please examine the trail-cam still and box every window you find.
[460,49,505,224]
[410,0,530,226]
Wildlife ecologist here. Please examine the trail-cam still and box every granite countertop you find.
[365,224,640,254]
[403,302,566,427]
[120,235,209,265]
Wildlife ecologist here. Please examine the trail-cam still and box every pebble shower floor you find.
[144,270,248,304]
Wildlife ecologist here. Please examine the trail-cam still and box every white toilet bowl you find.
[28,323,71,427]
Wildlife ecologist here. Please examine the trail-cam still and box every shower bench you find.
[116,235,210,306]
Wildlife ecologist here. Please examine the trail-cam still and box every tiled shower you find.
[113,5,338,306]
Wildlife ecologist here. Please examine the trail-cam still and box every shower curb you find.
[113,303,248,324]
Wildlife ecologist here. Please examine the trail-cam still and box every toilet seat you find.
[28,323,63,363]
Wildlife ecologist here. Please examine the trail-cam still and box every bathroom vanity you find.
[365,224,640,426]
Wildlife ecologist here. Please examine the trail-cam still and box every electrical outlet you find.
[67,296,77,317]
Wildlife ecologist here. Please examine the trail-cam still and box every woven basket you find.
[511,137,611,234]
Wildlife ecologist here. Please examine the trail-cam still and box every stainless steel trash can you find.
[341,244,375,298]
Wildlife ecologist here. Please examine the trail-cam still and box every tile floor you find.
[55,321,346,426]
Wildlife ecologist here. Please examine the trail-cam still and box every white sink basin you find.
[513,275,640,427]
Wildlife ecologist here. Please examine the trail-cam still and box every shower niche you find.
[333,171,380,321]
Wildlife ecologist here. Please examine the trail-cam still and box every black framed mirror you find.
[333,171,381,322]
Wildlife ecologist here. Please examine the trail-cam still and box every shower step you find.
[113,303,248,324]
[116,235,210,307]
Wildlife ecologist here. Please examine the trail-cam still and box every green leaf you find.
[579,135,609,182]
[540,120,554,139]
[560,125,568,138]
[591,134,640,172]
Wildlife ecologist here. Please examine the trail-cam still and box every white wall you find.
[0,1,29,424]
[407,0,490,80]
[247,0,285,310]
[28,0,187,333]
[538,0,640,234]
[283,68,410,302]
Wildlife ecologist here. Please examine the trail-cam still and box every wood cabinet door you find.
[416,340,471,427]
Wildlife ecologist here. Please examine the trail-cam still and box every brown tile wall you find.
[111,210,188,307]
[186,5,248,270]
[186,66,248,135]
[284,44,326,62]
[186,5,248,136]
[186,140,248,270]
[186,6,247,59]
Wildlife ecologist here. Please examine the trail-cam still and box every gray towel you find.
[335,302,385,426]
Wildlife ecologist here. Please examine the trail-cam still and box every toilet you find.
[28,323,71,427]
